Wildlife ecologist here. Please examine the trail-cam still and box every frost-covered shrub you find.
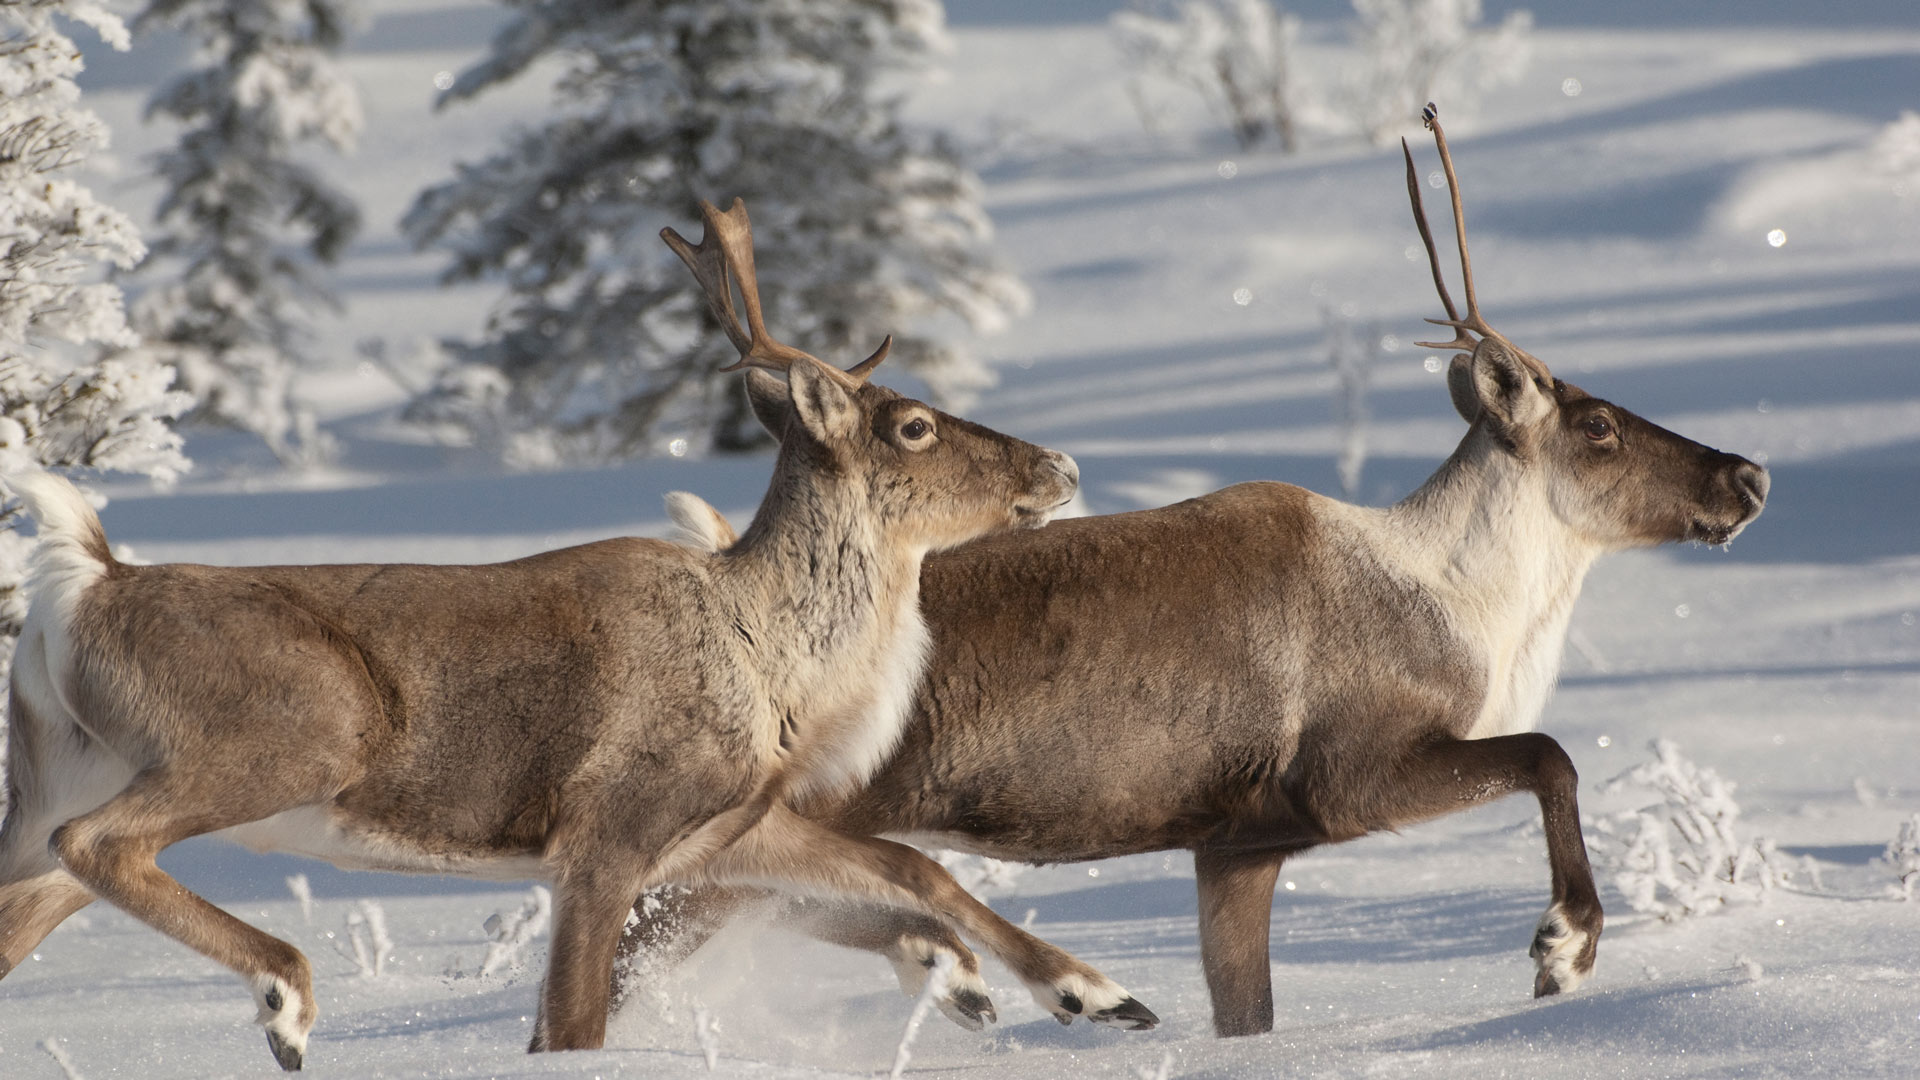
[342,899,392,978]
[122,0,362,467]
[404,0,1026,462]
[479,884,551,975]
[1588,739,1798,920]
[931,849,1024,895]
[1345,0,1531,145]
[1112,0,1301,150]
[0,0,191,666]
[1885,813,1920,901]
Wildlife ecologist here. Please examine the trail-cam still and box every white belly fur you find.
[215,806,547,882]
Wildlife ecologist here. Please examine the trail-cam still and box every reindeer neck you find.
[1389,424,1602,736]
[719,458,927,705]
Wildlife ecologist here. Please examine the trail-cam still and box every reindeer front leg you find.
[616,885,998,1031]
[1193,846,1291,1037]
[1365,732,1603,998]
[700,804,1158,1029]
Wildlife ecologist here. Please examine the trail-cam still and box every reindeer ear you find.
[787,357,859,445]
[1467,338,1551,431]
[743,368,791,440]
[1446,353,1481,424]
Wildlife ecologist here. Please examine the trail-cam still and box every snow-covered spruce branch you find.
[1586,739,1801,920]
[120,0,363,467]
[0,0,191,672]
[403,0,1026,465]
[1112,0,1301,151]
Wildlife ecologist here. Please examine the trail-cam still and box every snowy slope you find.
[5,2,1920,1077]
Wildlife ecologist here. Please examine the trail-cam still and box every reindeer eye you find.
[899,417,931,441]
[1583,415,1614,441]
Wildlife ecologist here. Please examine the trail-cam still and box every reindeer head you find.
[663,200,1078,554]
[1404,106,1767,549]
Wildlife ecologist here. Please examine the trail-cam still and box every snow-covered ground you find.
[6,2,1920,1076]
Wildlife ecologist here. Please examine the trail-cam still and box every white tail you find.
[0,200,1145,1073]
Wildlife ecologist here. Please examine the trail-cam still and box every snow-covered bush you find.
[0,0,192,664]
[1587,739,1799,920]
[479,884,550,975]
[342,899,393,977]
[1112,0,1301,150]
[122,0,362,466]
[403,0,1027,463]
[1345,0,1531,145]
[931,849,1023,895]
[1885,813,1920,901]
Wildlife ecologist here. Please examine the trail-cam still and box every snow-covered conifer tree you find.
[0,0,191,656]
[1347,0,1530,145]
[124,0,362,465]
[403,0,1027,464]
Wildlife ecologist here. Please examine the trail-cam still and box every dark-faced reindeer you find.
[0,200,1160,1072]
[625,112,1770,1036]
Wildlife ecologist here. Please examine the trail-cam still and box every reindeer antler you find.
[1401,103,1552,382]
[660,198,891,384]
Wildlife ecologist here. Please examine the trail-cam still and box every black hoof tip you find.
[266,1031,303,1071]
[1054,1011,1075,1026]
[949,987,997,1030]
[1533,971,1562,998]
[1058,991,1083,1015]
[1093,996,1160,1031]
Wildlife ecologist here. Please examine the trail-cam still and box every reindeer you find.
[0,199,1160,1072]
[620,110,1771,1037]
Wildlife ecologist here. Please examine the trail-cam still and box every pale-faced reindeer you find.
[623,111,1770,1036]
[0,199,1160,1072]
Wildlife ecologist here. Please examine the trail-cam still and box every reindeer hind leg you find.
[0,686,136,975]
[48,762,361,1071]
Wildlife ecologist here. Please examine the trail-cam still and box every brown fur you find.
[0,282,1111,1066]
[623,329,1767,1040]
[623,125,1770,1037]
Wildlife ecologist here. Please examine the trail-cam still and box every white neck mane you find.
[721,468,932,798]
[1388,426,1603,737]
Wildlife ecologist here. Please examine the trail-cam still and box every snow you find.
[5,2,1919,1077]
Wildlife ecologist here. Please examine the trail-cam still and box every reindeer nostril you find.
[1733,461,1768,509]
[1046,449,1080,493]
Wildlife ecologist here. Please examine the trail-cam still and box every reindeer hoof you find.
[265,1029,304,1071]
[939,986,997,1031]
[1088,996,1160,1031]
[1528,902,1596,999]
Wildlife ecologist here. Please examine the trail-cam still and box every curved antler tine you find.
[1410,105,1554,385]
[843,335,892,382]
[662,210,755,360]
[663,198,822,375]
[707,198,820,372]
[1403,136,1461,326]
[1421,104,1493,341]
[1414,317,1479,353]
